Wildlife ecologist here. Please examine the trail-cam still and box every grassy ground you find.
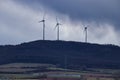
[0,63,119,80]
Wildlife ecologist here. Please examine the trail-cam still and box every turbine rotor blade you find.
[56,17,59,23]
[56,17,62,25]
[54,24,58,30]
[43,13,46,20]
[38,20,43,23]
[59,23,62,25]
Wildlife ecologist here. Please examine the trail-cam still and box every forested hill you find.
[0,40,120,69]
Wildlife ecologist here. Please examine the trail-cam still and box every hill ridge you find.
[0,40,120,69]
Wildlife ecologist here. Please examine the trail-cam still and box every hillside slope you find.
[0,40,120,69]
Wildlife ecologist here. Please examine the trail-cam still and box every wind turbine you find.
[84,26,88,43]
[54,17,61,40]
[39,13,46,40]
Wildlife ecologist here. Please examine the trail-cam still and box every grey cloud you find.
[16,0,120,28]
[0,0,120,45]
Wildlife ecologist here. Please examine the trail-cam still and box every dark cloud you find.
[16,0,120,28]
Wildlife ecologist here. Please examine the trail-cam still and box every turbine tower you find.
[39,14,46,40]
[54,17,61,40]
[84,26,88,43]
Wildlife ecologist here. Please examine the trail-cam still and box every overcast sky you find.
[0,0,120,45]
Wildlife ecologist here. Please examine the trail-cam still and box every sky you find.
[0,0,120,45]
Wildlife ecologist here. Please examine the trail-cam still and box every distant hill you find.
[0,40,120,69]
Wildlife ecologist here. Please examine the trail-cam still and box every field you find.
[0,63,119,80]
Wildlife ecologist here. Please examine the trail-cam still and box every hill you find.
[0,40,120,69]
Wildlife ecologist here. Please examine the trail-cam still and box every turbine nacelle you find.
[84,27,87,30]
